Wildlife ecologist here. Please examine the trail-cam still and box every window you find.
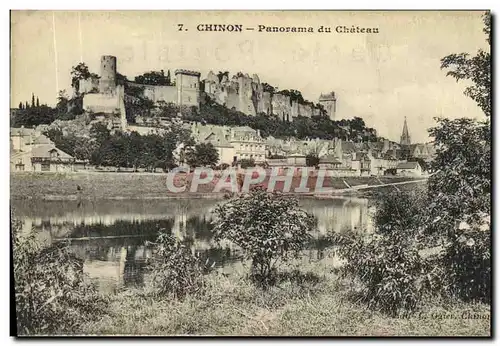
[15,163,24,171]
[41,163,50,172]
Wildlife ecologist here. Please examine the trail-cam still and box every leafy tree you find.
[195,102,377,141]
[334,188,440,316]
[440,12,491,117]
[44,128,76,157]
[31,93,35,108]
[238,158,255,169]
[426,118,490,303]
[134,70,171,86]
[217,71,229,82]
[56,90,69,115]
[186,142,219,167]
[332,12,492,316]
[116,72,127,86]
[276,89,307,104]
[162,123,195,169]
[147,232,207,298]
[12,105,57,127]
[36,97,40,108]
[13,219,107,335]
[261,82,276,94]
[18,102,23,109]
[71,63,95,94]
[166,70,171,85]
[305,154,319,167]
[157,101,179,119]
[72,136,95,161]
[212,188,316,286]
[90,122,111,147]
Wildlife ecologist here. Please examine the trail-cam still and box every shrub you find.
[333,189,443,316]
[442,224,491,303]
[212,188,316,287]
[13,220,108,335]
[239,158,255,169]
[147,233,207,299]
[426,117,491,303]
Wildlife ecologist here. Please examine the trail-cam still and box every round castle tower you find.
[99,55,117,94]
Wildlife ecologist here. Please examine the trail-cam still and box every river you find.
[11,197,374,292]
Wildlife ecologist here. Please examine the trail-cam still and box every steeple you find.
[400,117,411,146]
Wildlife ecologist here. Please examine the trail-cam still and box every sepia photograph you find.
[9,10,491,337]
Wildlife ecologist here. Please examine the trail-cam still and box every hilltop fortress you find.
[77,55,337,125]
[203,71,336,121]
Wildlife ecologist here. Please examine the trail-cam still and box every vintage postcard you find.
[10,10,491,337]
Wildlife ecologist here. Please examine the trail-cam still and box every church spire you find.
[400,117,411,146]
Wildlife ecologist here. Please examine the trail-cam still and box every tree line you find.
[180,95,378,141]
[44,122,220,171]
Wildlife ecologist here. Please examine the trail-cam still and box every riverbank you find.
[79,258,490,336]
[10,172,426,200]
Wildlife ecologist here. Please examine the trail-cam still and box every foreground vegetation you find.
[81,258,489,336]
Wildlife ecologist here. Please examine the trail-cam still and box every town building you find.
[189,123,266,165]
[10,127,76,172]
[396,161,423,176]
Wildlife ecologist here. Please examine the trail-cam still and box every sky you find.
[10,10,488,143]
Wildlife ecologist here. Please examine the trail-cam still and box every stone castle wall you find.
[272,93,292,121]
[78,56,334,128]
[298,103,313,118]
[79,77,99,94]
[257,91,272,115]
[203,71,330,121]
[83,92,120,114]
[126,82,178,104]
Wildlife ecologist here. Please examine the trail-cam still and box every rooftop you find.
[31,145,74,160]
[397,161,421,170]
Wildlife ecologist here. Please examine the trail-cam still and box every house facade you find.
[190,123,266,165]
[396,161,423,176]
[10,127,76,172]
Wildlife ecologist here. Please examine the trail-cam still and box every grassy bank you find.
[10,172,424,200]
[79,258,490,336]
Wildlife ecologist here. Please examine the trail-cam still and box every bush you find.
[238,158,255,169]
[442,225,491,303]
[147,233,207,299]
[212,188,316,287]
[333,189,443,316]
[426,117,491,303]
[13,220,108,335]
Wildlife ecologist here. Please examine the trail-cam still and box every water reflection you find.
[12,197,371,290]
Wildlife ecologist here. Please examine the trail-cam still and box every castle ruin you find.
[203,71,337,121]
[77,56,337,129]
